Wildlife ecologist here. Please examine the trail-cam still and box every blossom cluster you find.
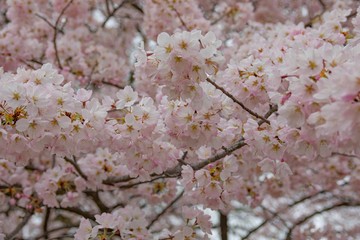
[0,0,359,240]
[136,30,224,106]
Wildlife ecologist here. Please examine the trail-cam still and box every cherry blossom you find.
[0,1,360,240]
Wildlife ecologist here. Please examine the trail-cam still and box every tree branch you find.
[102,0,128,28]
[191,138,246,170]
[105,105,277,186]
[101,81,124,89]
[64,156,88,181]
[206,78,270,124]
[42,207,51,239]
[285,201,360,240]
[118,175,170,189]
[304,0,326,28]
[172,7,190,31]
[34,225,78,240]
[147,191,184,229]
[35,13,64,34]
[5,212,32,240]
[53,0,74,69]
[220,212,228,240]
[59,207,95,221]
[85,191,109,213]
[242,189,328,239]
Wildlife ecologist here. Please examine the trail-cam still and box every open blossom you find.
[116,86,138,109]
[95,213,118,229]
[276,160,293,179]
[75,89,92,102]
[82,99,107,122]
[75,218,97,240]
[258,158,276,173]
[196,146,212,159]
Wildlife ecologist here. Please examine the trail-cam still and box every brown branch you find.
[260,205,289,229]
[105,104,276,186]
[85,62,98,90]
[242,214,270,240]
[30,59,44,65]
[5,212,32,240]
[172,7,190,31]
[318,0,326,10]
[288,189,327,209]
[42,207,51,239]
[332,152,359,158]
[192,138,246,170]
[105,0,111,16]
[211,12,227,26]
[177,151,188,166]
[64,156,88,181]
[304,0,326,28]
[118,175,170,189]
[285,201,360,240]
[53,0,74,69]
[102,0,128,28]
[258,104,277,126]
[220,212,228,240]
[110,138,245,185]
[147,191,184,229]
[130,3,144,14]
[85,191,109,213]
[19,59,36,70]
[103,175,136,186]
[206,78,270,124]
[242,189,328,239]
[101,81,125,89]
[104,152,188,185]
[34,225,78,240]
[59,207,95,221]
[35,13,64,34]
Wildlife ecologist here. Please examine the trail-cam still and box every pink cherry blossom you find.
[0,1,359,240]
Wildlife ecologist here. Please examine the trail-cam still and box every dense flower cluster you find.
[0,0,360,240]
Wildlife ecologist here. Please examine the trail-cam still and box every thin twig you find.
[285,201,360,240]
[172,7,190,31]
[43,208,51,239]
[53,0,74,69]
[146,191,184,229]
[105,0,111,16]
[85,63,98,89]
[260,205,289,228]
[332,152,359,158]
[102,0,128,28]
[242,189,327,240]
[105,105,276,186]
[5,212,32,240]
[19,59,36,70]
[85,191,109,212]
[257,105,277,126]
[130,3,144,14]
[35,13,64,34]
[191,137,246,170]
[59,207,95,221]
[103,175,136,185]
[119,176,169,189]
[177,151,188,166]
[34,225,78,240]
[304,0,326,28]
[64,156,88,181]
[206,78,270,124]
[102,81,124,89]
[288,189,327,209]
